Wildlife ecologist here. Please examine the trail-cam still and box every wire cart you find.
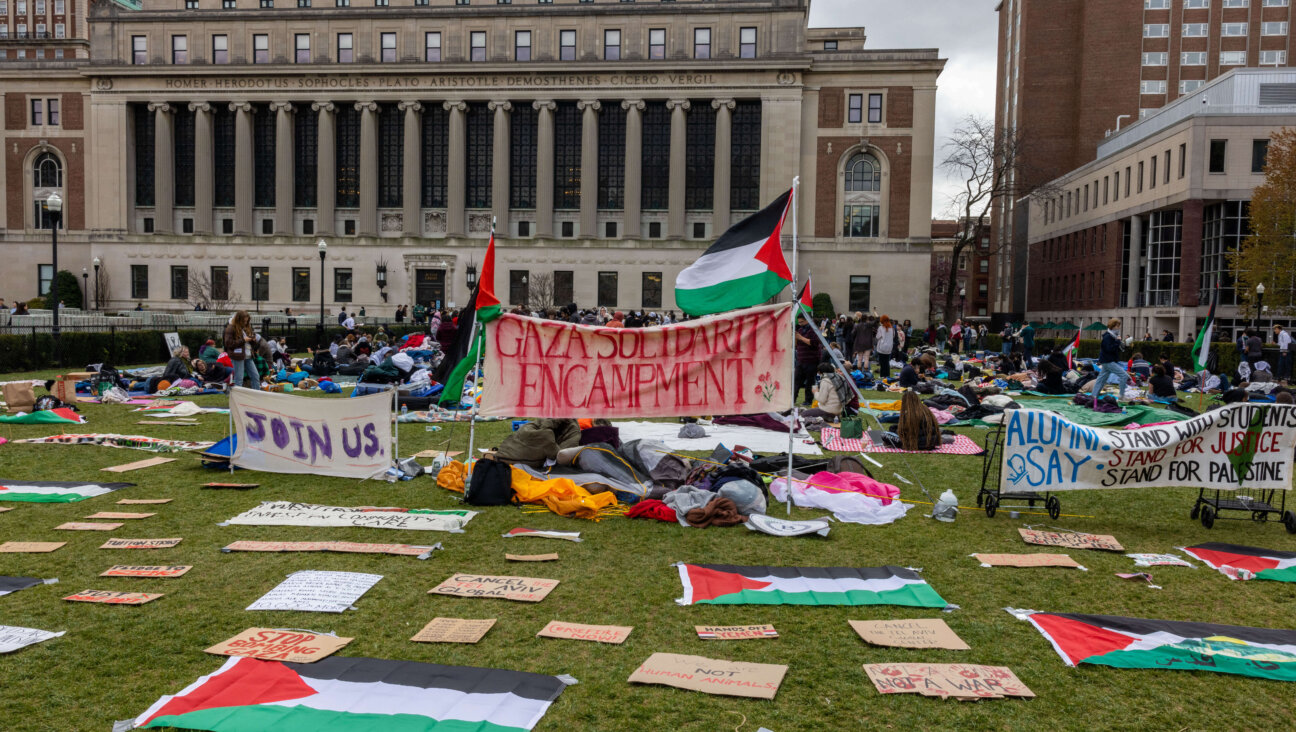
[1191,488,1296,533]
[975,420,1063,520]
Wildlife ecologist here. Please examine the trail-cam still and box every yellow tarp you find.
[511,467,619,520]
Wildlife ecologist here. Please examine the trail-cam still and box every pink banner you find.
[479,303,794,418]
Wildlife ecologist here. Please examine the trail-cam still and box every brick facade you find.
[5,137,85,230]
[61,92,84,131]
[5,94,26,131]
[813,134,912,240]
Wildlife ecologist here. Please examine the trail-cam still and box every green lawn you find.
[1,377,1295,731]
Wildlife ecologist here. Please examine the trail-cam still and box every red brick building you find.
[928,218,990,324]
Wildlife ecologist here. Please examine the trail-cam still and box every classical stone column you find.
[488,100,512,231]
[149,102,174,234]
[666,99,690,239]
[398,101,422,237]
[231,101,255,235]
[189,102,214,235]
[534,100,556,238]
[1127,214,1142,308]
[444,100,467,237]
[711,99,734,235]
[578,100,600,238]
[312,101,336,236]
[621,99,644,239]
[269,102,294,235]
[356,101,379,236]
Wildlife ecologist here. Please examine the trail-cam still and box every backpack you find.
[466,454,514,506]
[312,351,337,376]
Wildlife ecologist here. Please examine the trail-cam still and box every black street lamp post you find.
[81,268,88,310]
[45,192,63,366]
[317,239,327,346]
[92,257,101,311]
[1255,283,1266,334]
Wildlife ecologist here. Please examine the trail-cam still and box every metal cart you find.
[975,421,1063,520]
[1191,488,1296,533]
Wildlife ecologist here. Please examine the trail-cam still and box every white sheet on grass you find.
[612,421,822,456]
[770,477,911,525]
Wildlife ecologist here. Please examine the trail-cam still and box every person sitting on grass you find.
[1148,364,1177,398]
[897,355,924,389]
[802,363,846,421]
[892,390,947,451]
[191,357,231,386]
[148,346,193,393]
[198,339,221,364]
[1037,346,1069,395]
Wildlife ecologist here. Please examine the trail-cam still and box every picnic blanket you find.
[613,421,822,456]
[821,427,984,455]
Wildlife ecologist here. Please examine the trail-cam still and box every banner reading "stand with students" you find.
[230,387,393,479]
[479,303,794,418]
[999,404,1296,492]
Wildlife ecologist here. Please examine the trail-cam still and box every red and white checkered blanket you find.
[820,427,985,455]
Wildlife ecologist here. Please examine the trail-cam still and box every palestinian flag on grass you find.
[1182,543,1296,583]
[675,189,793,316]
[1017,611,1296,681]
[0,408,85,425]
[133,656,567,732]
[674,564,947,608]
[0,480,133,503]
[0,576,47,598]
[1191,282,1219,373]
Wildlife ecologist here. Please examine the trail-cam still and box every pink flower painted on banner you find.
[756,373,780,402]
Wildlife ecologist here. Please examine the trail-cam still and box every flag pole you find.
[465,217,494,466]
[786,177,800,516]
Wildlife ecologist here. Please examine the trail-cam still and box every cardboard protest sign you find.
[506,554,559,562]
[64,590,163,605]
[429,574,559,603]
[863,663,1034,700]
[247,571,383,613]
[55,522,123,531]
[0,542,65,553]
[973,553,1084,569]
[230,386,393,479]
[85,512,156,520]
[117,499,173,505]
[849,619,970,650]
[628,653,788,700]
[0,506,12,513]
[537,621,632,645]
[223,502,475,532]
[0,625,64,653]
[414,450,464,459]
[1001,405,1296,492]
[480,303,795,418]
[101,457,176,473]
[100,538,183,549]
[100,565,192,578]
[206,628,353,663]
[1019,528,1123,552]
[502,528,582,542]
[695,625,779,641]
[410,618,497,644]
[222,540,437,558]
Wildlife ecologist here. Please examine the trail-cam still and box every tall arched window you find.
[32,151,64,230]
[842,150,883,238]
[844,152,881,192]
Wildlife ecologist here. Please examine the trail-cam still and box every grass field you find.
[2,371,1295,731]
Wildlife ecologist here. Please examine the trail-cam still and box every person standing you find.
[1000,323,1015,356]
[342,311,356,333]
[875,315,896,380]
[977,323,987,351]
[949,319,962,355]
[794,314,821,405]
[1020,321,1036,361]
[1274,324,1291,382]
[224,310,258,389]
[1246,329,1264,367]
[1091,318,1130,402]
[852,314,875,371]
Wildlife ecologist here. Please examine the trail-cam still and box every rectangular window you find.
[848,275,871,311]
[212,34,229,64]
[132,35,147,64]
[55,0,64,12]
[1125,166,1132,197]
[375,0,388,5]
[1264,0,1290,7]
[1114,171,1121,201]
[1140,80,1166,95]
[1220,50,1246,66]
[1137,161,1144,193]
[515,30,530,61]
[1253,139,1270,172]
[597,272,618,307]
[843,205,880,237]
[471,31,486,61]
[381,32,396,63]
[292,267,310,301]
[642,272,662,308]
[1179,143,1187,178]
[295,33,310,63]
[336,0,349,5]
[1182,23,1208,37]
[554,271,573,305]
[1142,52,1167,66]
[1220,23,1248,37]
[337,33,353,63]
[847,93,862,123]
[1261,50,1287,65]
[210,266,229,302]
[1180,79,1204,94]
[1103,176,1109,205]
[824,40,838,50]
[333,268,352,302]
[251,266,269,303]
[54,23,64,38]
[425,31,441,62]
[1222,0,1249,6]
[604,29,620,60]
[739,27,756,58]
[38,265,53,296]
[1150,155,1158,188]
[222,0,235,7]
[561,29,577,61]
[509,270,529,306]
[1144,24,1170,38]
[868,93,883,123]
[130,265,148,300]
[253,34,269,64]
[30,98,42,125]
[1184,0,1209,6]
[171,266,189,300]
[1164,150,1171,183]
[1263,22,1289,35]
[1209,139,1227,172]
[1145,0,1169,7]
[693,27,710,58]
[1181,52,1207,66]
[648,28,664,59]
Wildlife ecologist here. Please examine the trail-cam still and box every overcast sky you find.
[809,0,1000,219]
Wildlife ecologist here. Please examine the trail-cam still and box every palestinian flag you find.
[674,564,947,608]
[675,189,794,316]
[132,656,567,732]
[1192,283,1219,373]
[1017,611,1296,681]
[797,277,814,318]
[0,407,85,425]
[438,228,501,403]
[1182,543,1296,583]
[0,576,47,597]
[1063,330,1081,370]
[0,480,134,503]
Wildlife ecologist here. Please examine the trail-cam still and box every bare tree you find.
[527,272,556,313]
[93,266,111,310]
[186,270,242,312]
[940,116,1058,323]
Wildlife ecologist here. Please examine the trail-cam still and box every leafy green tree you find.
[1233,127,1296,317]
[52,270,83,310]
[811,292,836,319]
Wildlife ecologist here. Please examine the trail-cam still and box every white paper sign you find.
[246,571,383,614]
[223,502,476,532]
[0,625,65,654]
[163,332,182,355]
[230,386,394,479]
